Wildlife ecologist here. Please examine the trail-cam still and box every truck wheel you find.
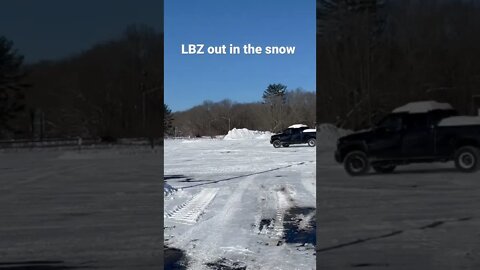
[273,140,282,148]
[307,138,316,147]
[454,146,480,172]
[344,151,370,176]
[373,164,396,174]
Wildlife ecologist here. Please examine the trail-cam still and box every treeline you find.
[1,25,163,140]
[318,0,480,130]
[168,87,316,137]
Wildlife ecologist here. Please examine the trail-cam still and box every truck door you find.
[368,114,404,159]
[290,128,303,143]
[401,114,435,157]
[280,128,293,142]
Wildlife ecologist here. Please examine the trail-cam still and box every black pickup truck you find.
[270,124,316,148]
[335,101,480,175]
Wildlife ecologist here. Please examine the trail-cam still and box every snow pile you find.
[317,124,352,148]
[164,182,177,197]
[438,116,480,127]
[223,128,272,140]
[393,101,453,113]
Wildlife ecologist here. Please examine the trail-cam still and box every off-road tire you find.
[454,146,480,172]
[344,151,370,176]
[273,140,282,148]
[307,138,316,147]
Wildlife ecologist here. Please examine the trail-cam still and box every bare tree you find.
[171,89,316,137]
[317,0,480,130]
[22,25,163,140]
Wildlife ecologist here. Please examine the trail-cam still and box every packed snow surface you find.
[317,146,480,269]
[223,128,272,140]
[393,101,453,113]
[438,116,480,126]
[164,136,315,269]
[0,146,161,269]
[288,124,308,128]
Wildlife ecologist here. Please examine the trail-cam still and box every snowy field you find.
[317,148,480,269]
[0,146,162,269]
[164,132,316,269]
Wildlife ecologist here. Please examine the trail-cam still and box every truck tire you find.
[307,138,316,147]
[344,151,370,176]
[454,146,480,172]
[273,140,282,148]
[373,164,396,174]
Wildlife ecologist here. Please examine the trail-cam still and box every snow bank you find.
[438,116,480,127]
[164,182,177,197]
[223,128,272,140]
[317,124,352,148]
[393,101,453,113]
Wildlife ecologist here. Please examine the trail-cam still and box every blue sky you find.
[165,0,316,112]
[0,0,163,63]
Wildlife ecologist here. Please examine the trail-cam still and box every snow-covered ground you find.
[0,146,162,269]
[318,148,480,269]
[164,132,316,269]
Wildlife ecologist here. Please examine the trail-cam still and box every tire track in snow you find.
[255,184,312,270]
[272,190,290,239]
[182,175,255,270]
[166,188,219,224]
[254,188,276,236]
[254,185,295,243]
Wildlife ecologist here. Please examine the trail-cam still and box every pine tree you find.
[262,83,287,105]
[262,84,287,132]
[0,36,27,136]
[163,104,174,135]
